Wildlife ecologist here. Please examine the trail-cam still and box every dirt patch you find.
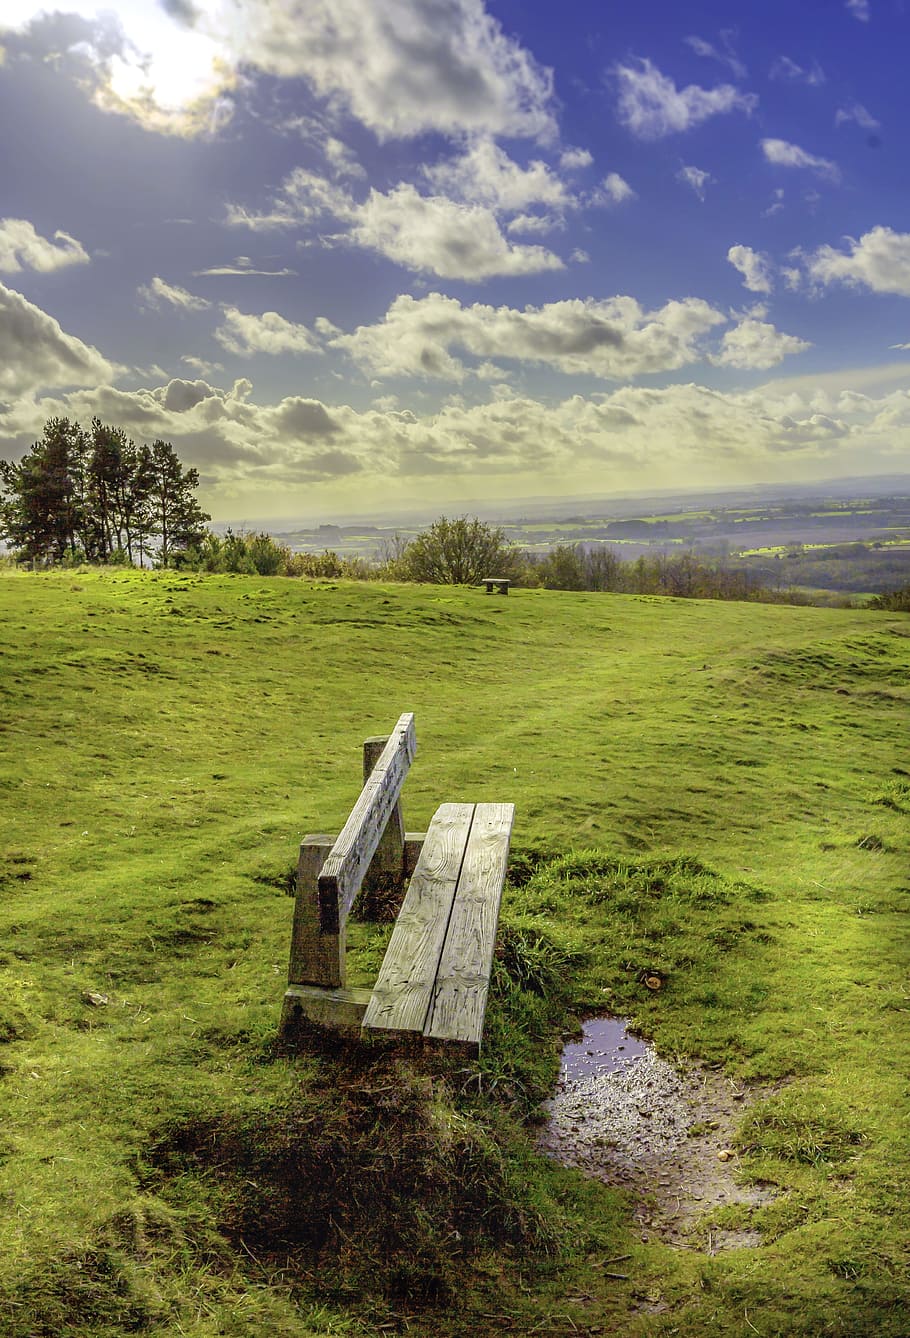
[536,1024,778,1250]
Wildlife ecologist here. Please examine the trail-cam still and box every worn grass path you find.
[0,567,907,1335]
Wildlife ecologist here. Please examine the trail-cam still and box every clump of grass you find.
[494,924,585,998]
[736,1090,866,1168]
[871,781,910,813]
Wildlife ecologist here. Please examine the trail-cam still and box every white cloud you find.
[194,256,298,276]
[0,218,90,274]
[227,169,566,278]
[0,281,117,396]
[330,290,727,381]
[214,306,321,356]
[181,354,224,376]
[2,0,557,142]
[423,139,570,211]
[559,147,593,170]
[845,0,870,20]
[600,172,636,205]
[677,165,713,200]
[761,138,840,182]
[217,0,558,142]
[804,226,910,296]
[138,276,211,311]
[9,368,910,511]
[727,245,774,293]
[769,56,825,85]
[322,136,367,180]
[506,212,564,236]
[712,317,811,369]
[348,184,565,279]
[835,102,880,130]
[615,57,756,140]
[684,34,747,79]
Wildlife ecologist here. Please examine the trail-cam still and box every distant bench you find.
[280,713,514,1056]
[481,577,510,595]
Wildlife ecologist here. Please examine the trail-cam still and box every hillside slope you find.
[1,570,907,1336]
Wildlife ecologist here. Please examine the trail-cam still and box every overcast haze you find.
[1,0,909,523]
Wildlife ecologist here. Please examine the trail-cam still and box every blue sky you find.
[1,0,908,523]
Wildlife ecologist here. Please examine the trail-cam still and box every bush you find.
[869,585,910,612]
[400,516,521,586]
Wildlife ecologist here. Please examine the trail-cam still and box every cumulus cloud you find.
[559,147,593,170]
[227,169,565,280]
[803,226,910,296]
[216,0,557,142]
[8,367,909,508]
[138,275,211,310]
[677,165,713,200]
[761,138,840,181]
[423,139,570,212]
[330,290,727,381]
[0,281,117,397]
[600,172,636,205]
[214,306,321,356]
[769,55,825,85]
[2,0,557,142]
[845,0,870,20]
[727,245,774,293]
[615,57,756,140]
[349,184,564,279]
[712,317,811,369]
[0,218,90,274]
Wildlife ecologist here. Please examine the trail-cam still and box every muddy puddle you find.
[537,1017,777,1251]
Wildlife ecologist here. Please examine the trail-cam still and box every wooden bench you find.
[280,713,514,1056]
[481,577,510,595]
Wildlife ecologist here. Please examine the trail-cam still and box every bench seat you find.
[362,801,514,1054]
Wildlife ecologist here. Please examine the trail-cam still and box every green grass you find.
[1,567,908,1335]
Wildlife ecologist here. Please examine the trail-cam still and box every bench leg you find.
[287,836,346,987]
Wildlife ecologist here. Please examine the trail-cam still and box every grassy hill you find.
[1,568,907,1336]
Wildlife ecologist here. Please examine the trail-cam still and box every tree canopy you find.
[0,418,209,568]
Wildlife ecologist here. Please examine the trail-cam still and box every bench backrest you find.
[317,711,416,934]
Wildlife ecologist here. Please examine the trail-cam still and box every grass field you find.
[1,568,907,1336]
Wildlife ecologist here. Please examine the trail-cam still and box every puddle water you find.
[540,1015,778,1250]
[559,1016,649,1081]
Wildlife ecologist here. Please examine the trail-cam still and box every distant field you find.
[272,488,910,596]
[1,569,907,1336]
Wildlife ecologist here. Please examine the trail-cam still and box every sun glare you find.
[3,0,236,130]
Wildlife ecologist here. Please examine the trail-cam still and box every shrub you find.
[400,516,522,586]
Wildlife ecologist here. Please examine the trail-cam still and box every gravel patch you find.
[536,1020,778,1249]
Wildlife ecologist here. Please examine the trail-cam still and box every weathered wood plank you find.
[280,983,372,1035]
[362,803,474,1036]
[287,835,344,987]
[423,802,514,1054]
[360,734,406,904]
[318,712,416,934]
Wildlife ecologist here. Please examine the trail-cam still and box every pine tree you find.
[0,418,88,565]
[144,439,209,566]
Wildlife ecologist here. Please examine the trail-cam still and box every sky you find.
[1,0,909,524]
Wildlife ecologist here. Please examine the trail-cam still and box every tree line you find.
[173,517,833,606]
[2,425,902,609]
[0,417,209,567]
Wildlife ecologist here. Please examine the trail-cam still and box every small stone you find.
[83,991,109,1007]
[717,1148,735,1162]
